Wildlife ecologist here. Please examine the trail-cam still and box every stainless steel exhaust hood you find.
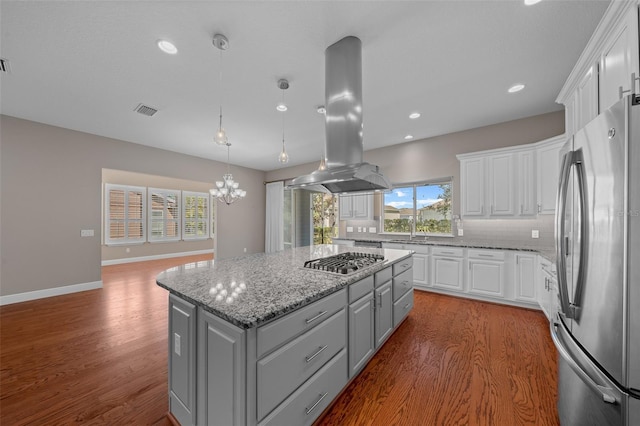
[289,36,392,194]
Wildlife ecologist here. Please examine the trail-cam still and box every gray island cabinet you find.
[156,245,414,426]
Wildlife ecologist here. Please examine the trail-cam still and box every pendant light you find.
[213,34,229,145]
[277,79,290,164]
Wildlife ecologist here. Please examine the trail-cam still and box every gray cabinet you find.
[348,292,375,377]
[197,309,246,426]
[169,294,196,426]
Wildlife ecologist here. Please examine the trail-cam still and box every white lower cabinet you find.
[431,247,464,291]
[514,253,537,304]
[348,292,375,377]
[537,256,558,321]
[466,249,505,299]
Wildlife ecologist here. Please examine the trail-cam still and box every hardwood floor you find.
[1,256,558,425]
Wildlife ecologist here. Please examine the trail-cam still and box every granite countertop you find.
[156,245,413,329]
[338,237,556,263]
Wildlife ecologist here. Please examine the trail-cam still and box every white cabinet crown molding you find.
[556,0,639,104]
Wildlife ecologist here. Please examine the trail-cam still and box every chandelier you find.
[210,143,246,205]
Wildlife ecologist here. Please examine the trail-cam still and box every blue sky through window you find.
[384,185,444,210]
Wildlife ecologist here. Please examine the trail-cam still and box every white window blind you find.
[148,188,181,242]
[183,192,210,240]
[105,184,146,244]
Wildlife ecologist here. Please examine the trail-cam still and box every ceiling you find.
[0,1,609,172]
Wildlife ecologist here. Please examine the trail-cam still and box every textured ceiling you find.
[0,1,609,171]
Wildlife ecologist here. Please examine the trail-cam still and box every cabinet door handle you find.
[305,345,328,363]
[520,204,524,214]
[305,311,327,324]
[537,203,542,213]
[378,293,383,307]
[305,392,329,415]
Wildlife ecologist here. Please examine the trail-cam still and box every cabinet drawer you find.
[467,249,505,261]
[259,349,348,426]
[349,275,374,303]
[257,289,346,359]
[374,266,392,288]
[257,309,346,421]
[393,268,413,302]
[431,247,463,257]
[392,257,413,276]
[393,288,414,327]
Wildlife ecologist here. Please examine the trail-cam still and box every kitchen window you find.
[105,184,147,244]
[381,179,452,236]
[183,191,210,240]
[148,188,180,242]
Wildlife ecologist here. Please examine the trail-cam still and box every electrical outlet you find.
[369,227,376,233]
[244,247,247,253]
[358,227,362,232]
[532,230,539,239]
[80,229,94,237]
[174,333,181,356]
[363,228,368,233]
[347,226,353,232]
[458,228,464,236]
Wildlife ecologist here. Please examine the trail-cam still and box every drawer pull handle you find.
[402,281,409,287]
[404,303,411,310]
[441,251,454,255]
[401,263,409,268]
[305,345,328,363]
[305,311,327,324]
[477,254,493,258]
[305,392,328,415]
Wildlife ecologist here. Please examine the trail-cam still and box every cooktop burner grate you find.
[303,252,385,275]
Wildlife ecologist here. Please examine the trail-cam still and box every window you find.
[148,188,180,242]
[312,193,338,244]
[105,184,146,244]
[183,192,210,240]
[382,179,452,236]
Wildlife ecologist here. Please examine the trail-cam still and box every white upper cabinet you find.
[599,8,640,112]
[558,2,640,135]
[518,149,537,216]
[487,153,516,216]
[339,193,373,220]
[460,157,485,216]
[536,136,565,215]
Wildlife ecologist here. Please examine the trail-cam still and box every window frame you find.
[104,184,147,245]
[183,191,210,241]
[380,178,453,237]
[148,188,181,243]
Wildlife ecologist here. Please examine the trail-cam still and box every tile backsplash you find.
[341,215,555,249]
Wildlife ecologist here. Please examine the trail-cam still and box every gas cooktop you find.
[303,252,385,275]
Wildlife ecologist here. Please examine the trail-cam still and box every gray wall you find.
[266,110,565,217]
[0,115,266,297]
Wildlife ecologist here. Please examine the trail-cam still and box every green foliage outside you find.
[384,183,452,235]
[312,193,337,244]
[314,226,338,245]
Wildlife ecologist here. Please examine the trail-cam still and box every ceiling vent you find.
[0,58,11,74]
[134,103,158,117]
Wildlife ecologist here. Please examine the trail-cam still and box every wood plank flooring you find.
[1,256,558,425]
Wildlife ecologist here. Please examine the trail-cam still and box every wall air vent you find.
[134,103,158,116]
[0,58,11,74]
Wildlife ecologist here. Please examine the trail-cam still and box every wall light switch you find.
[358,227,362,232]
[80,229,94,237]
[458,229,464,236]
[532,230,539,239]
[369,227,376,233]
[347,226,354,232]
[363,228,368,233]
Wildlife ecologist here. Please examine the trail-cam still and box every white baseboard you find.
[0,280,103,306]
[101,249,214,266]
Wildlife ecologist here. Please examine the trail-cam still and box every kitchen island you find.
[156,244,414,426]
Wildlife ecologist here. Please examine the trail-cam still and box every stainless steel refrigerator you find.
[551,94,640,425]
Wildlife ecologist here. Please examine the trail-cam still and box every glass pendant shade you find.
[278,143,289,164]
[214,127,228,145]
[318,156,327,171]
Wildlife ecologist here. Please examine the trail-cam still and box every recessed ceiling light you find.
[404,135,414,140]
[508,84,525,93]
[317,106,326,114]
[409,112,421,119]
[157,40,178,55]
[276,102,288,112]
[524,0,542,5]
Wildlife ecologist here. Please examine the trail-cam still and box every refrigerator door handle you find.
[571,149,588,319]
[550,320,617,404]
[556,150,574,318]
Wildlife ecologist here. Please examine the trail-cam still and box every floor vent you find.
[134,103,158,116]
[0,58,11,74]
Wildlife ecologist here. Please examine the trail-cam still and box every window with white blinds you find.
[183,192,210,240]
[148,188,181,242]
[105,184,147,244]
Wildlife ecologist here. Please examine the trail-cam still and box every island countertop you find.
[156,244,413,329]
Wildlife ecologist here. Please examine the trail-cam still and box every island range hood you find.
[289,36,392,194]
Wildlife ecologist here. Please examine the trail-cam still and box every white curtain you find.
[265,181,284,253]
